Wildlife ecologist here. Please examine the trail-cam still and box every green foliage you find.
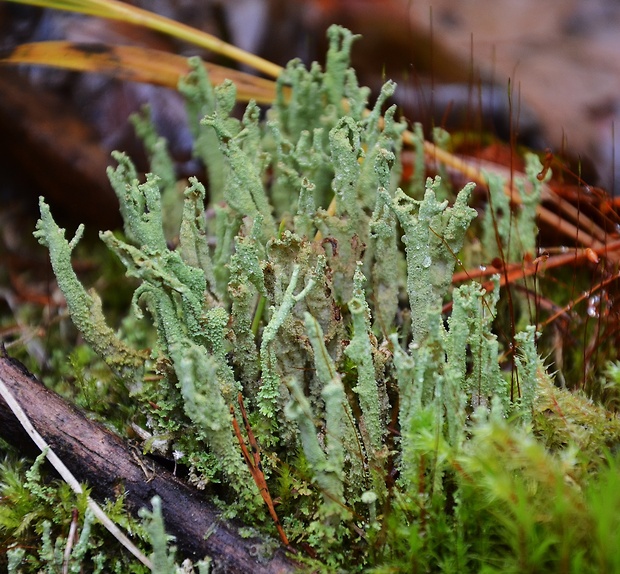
[138,497,178,574]
[0,448,150,573]
[0,449,216,573]
[26,23,620,572]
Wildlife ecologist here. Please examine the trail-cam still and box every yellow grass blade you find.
[0,41,278,104]
[3,0,283,78]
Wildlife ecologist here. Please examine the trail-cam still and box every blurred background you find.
[1,0,619,228]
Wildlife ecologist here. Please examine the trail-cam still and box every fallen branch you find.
[0,350,300,573]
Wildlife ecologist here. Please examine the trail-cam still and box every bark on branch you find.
[0,352,300,573]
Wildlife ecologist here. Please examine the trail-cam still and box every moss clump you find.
[0,446,151,573]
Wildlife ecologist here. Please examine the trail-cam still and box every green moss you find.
[0,449,150,573]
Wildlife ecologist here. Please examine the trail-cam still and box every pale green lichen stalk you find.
[32,24,615,572]
[34,200,146,383]
[345,265,384,456]
[383,177,477,345]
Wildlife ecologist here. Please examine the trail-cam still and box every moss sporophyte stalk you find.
[29,25,620,572]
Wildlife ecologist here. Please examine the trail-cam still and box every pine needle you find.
[3,0,283,77]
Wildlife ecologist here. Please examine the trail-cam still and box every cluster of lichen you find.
[28,25,620,572]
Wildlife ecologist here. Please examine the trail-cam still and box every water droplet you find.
[587,294,600,318]
[422,255,432,268]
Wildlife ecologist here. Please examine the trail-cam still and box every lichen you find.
[344,265,384,457]
[178,56,228,201]
[257,260,319,419]
[33,23,612,572]
[33,199,146,383]
[482,153,546,263]
[383,177,477,345]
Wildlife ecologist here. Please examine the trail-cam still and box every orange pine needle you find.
[230,394,290,547]
[0,41,277,104]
